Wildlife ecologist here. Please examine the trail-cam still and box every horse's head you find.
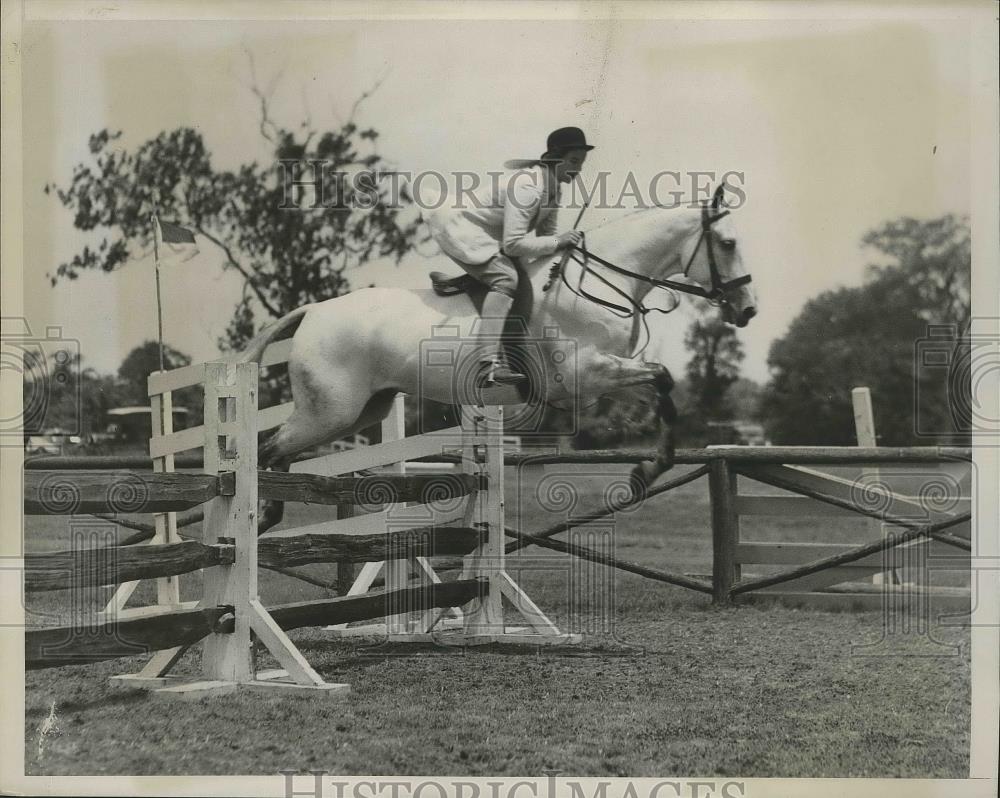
[676,184,757,328]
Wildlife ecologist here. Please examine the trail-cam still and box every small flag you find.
[154,217,199,262]
[158,220,197,244]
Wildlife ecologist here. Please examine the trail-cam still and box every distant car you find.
[25,435,61,455]
[706,421,768,446]
[25,428,85,454]
[734,424,768,446]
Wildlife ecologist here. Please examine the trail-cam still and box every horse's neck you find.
[526,209,692,355]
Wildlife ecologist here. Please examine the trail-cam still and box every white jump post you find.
[451,401,578,644]
[311,396,578,645]
[251,334,574,644]
[111,350,577,696]
[100,384,182,618]
[852,386,899,586]
[113,361,349,698]
[102,364,209,680]
[324,395,466,639]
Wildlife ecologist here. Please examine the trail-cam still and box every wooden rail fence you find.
[22,351,973,692]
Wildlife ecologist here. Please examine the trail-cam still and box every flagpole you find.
[149,211,177,590]
[151,212,166,373]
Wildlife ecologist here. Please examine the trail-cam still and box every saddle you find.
[429,264,537,402]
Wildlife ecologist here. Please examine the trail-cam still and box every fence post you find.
[200,361,258,684]
[462,404,506,635]
[150,388,181,606]
[710,457,739,606]
[382,394,411,635]
[852,386,898,586]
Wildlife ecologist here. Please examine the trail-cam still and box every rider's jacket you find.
[425,165,562,265]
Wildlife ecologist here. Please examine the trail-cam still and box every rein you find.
[558,245,671,357]
[542,203,752,356]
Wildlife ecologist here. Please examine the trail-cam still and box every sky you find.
[19,8,974,384]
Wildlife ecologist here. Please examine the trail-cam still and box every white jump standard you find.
[102,357,578,699]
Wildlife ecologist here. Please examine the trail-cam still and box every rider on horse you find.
[426,126,594,386]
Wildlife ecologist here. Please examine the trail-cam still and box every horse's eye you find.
[719,238,737,252]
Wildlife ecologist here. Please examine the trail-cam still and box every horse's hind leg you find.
[260,387,399,468]
[257,388,400,534]
[257,413,334,535]
[575,352,677,491]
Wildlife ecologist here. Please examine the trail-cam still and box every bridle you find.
[681,203,753,300]
[543,195,753,355]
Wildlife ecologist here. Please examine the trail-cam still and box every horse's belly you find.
[290,287,619,408]
[293,288,480,396]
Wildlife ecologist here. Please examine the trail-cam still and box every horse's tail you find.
[397,173,446,220]
[238,305,314,365]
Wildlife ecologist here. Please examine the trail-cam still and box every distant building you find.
[105,406,191,444]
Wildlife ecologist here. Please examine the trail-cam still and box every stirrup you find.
[479,358,526,386]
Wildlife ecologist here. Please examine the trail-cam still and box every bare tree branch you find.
[299,80,312,130]
[244,47,283,144]
[327,91,345,125]
[347,67,391,124]
[194,224,282,318]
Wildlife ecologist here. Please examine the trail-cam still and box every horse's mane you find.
[581,203,695,233]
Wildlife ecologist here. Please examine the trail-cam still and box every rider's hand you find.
[557,230,583,250]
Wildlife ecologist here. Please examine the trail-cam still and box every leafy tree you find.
[759,215,971,445]
[117,341,192,404]
[863,215,972,441]
[45,76,419,352]
[727,377,763,421]
[116,341,204,427]
[22,350,124,442]
[23,341,204,450]
[682,304,745,442]
[759,282,922,444]
[862,214,970,331]
[23,349,84,435]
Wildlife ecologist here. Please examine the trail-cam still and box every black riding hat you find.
[504,127,595,170]
[545,126,595,154]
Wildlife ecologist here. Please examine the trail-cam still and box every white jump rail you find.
[309,395,466,640]
[285,396,578,644]
[112,361,350,697]
[109,347,579,697]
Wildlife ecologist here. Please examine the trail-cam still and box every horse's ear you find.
[711,183,726,211]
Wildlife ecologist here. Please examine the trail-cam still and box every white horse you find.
[241,186,756,531]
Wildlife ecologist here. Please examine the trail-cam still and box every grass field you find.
[23,464,971,777]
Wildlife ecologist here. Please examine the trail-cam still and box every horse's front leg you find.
[631,365,677,490]
[571,351,677,490]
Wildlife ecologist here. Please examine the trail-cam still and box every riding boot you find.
[476,290,526,385]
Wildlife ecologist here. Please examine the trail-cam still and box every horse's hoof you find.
[257,502,284,536]
[628,460,661,501]
[658,452,675,474]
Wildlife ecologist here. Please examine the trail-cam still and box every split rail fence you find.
[23,347,974,691]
